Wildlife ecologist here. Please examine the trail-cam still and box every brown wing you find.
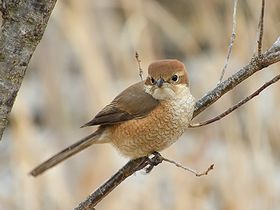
[81,81,159,127]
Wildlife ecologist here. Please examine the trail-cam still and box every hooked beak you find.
[156,78,165,88]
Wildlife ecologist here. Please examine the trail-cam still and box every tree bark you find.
[0,0,57,140]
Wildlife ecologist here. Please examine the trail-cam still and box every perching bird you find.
[30,59,195,176]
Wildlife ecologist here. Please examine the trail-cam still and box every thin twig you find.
[135,51,143,81]
[145,152,214,176]
[161,157,214,177]
[219,0,239,83]
[257,0,265,57]
[190,74,280,128]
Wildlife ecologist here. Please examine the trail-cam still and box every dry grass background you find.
[1,0,280,209]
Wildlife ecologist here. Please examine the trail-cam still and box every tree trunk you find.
[0,0,57,140]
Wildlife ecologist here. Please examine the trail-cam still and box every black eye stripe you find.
[150,77,155,84]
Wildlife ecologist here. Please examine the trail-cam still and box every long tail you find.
[30,129,103,177]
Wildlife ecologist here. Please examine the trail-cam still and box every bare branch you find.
[190,73,280,128]
[219,0,239,83]
[257,0,265,56]
[193,37,280,118]
[161,157,214,177]
[0,0,57,140]
[135,51,144,81]
[75,152,213,209]
[74,156,148,210]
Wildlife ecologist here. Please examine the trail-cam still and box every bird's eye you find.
[150,77,155,84]
[171,75,179,82]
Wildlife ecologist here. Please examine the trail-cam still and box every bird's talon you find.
[144,152,163,173]
[145,165,154,173]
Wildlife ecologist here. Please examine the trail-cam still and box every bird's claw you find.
[145,152,163,173]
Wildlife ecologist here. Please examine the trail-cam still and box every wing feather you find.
[81,81,159,127]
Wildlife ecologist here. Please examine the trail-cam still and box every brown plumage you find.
[81,82,159,127]
[147,59,189,86]
[30,59,195,177]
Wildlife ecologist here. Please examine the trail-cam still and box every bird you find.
[30,59,195,177]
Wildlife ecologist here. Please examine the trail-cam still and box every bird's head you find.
[144,59,190,100]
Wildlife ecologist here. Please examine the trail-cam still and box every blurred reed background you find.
[1,0,280,209]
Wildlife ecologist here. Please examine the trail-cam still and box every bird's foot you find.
[145,152,163,173]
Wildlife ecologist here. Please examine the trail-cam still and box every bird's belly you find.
[110,98,194,158]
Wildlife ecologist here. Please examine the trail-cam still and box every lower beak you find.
[156,78,164,87]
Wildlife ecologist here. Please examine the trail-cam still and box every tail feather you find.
[30,130,102,177]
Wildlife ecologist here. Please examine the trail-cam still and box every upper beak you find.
[156,78,164,88]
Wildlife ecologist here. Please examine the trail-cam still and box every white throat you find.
[144,84,191,101]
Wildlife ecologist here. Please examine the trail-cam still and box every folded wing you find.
[81,81,159,127]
